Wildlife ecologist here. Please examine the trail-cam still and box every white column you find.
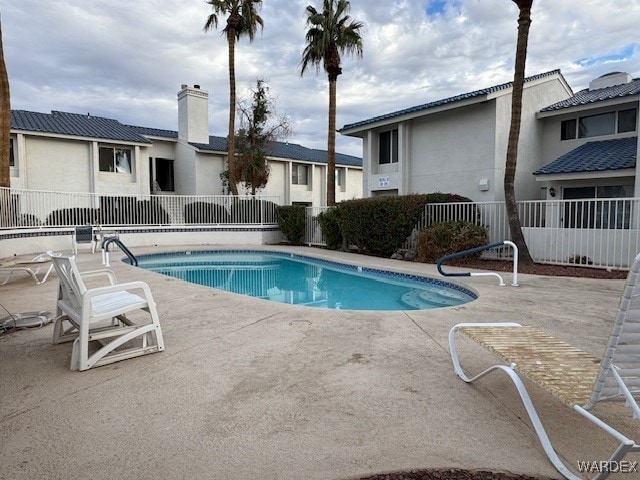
[398,122,410,195]
[364,131,373,197]
[284,162,291,205]
[90,142,99,194]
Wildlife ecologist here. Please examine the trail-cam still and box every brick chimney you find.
[177,84,209,143]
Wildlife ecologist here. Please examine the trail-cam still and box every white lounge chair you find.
[0,254,54,285]
[48,252,165,371]
[449,252,640,480]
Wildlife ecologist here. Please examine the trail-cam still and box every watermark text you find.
[577,460,638,474]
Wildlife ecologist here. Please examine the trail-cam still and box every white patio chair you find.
[449,251,640,479]
[48,251,165,371]
[0,253,54,285]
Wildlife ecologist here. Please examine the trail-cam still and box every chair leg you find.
[449,324,583,480]
[52,315,79,344]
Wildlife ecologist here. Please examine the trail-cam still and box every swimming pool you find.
[135,250,477,311]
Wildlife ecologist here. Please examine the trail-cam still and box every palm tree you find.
[204,0,263,196]
[0,13,10,189]
[301,0,363,206]
[504,0,534,264]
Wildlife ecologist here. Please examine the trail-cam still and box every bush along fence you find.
[0,187,280,228]
[306,195,640,270]
[306,193,473,258]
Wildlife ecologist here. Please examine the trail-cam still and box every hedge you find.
[276,205,306,245]
[317,192,475,257]
[184,202,230,224]
[416,221,488,263]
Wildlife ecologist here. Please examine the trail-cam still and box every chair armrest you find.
[82,281,155,302]
[79,269,118,285]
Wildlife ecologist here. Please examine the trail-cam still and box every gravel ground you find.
[357,470,554,480]
[453,258,628,279]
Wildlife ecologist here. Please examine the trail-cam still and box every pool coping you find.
[134,248,479,309]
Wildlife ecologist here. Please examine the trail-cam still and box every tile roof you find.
[534,137,637,175]
[192,136,362,167]
[128,125,178,139]
[540,77,640,112]
[11,110,361,167]
[340,69,562,131]
[11,110,152,144]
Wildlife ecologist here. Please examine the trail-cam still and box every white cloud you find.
[3,0,640,157]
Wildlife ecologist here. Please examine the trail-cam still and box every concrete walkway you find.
[0,246,638,480]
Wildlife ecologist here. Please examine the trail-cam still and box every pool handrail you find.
[437,240,518,287]
[102,237,138,267]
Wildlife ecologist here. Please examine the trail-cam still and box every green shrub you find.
[231,198,277,223]
[136,200,171,225]
[416,221,488,263]
[14,213,42,226]
[317,207,342,250]
[98,196,137,224]
[184,202,230,224]
[276,205,306,245]
[337,194,428,257]
[46,207,99,226]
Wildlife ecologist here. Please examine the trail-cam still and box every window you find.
[560,119,576,140]
[379,129,398,164]
[292,163,308,185]
[336,168,345,187]
[618,108,637,133]
[9,137,15,167]
[99,146,132,173]
[563,109,638,140]
[563,185,634,229]
[155,158,174,191]
[578,112,615,138]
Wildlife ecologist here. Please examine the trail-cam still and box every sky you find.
[2,0,640,157]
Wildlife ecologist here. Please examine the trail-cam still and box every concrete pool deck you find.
[1,245,638,479]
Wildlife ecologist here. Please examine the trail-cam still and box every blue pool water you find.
[135,251,477,311]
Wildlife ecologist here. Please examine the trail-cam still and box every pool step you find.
[400,289,469,309]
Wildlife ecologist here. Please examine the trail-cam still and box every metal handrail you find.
[102,237,138,267]
[437,240,518,286]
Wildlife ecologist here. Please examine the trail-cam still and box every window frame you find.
[561,108,638,141]
[562,185,634,229]
[560,119,577,140]
[291,163,309,185]
[378,128,398,165]
[578,112,616,139]
[9,137,15,167]
[99,145,133,174]
[618,108,637,133]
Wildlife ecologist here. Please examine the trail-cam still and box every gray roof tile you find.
[11,110,152,143]
[534,137,637,175]
[11,110,361,167]
[128,125,178,139]
[340,70,562,131]
[540,77,640,112]
[192,136,362,167]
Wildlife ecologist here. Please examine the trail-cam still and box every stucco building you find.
[339,70,571,201]
[8,85,362,207]
[340,69,640,209]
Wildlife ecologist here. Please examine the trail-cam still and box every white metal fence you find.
[0,187,280,228]
[305,207,328,246]
[306,198,640,270]
[421,199,640,269]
